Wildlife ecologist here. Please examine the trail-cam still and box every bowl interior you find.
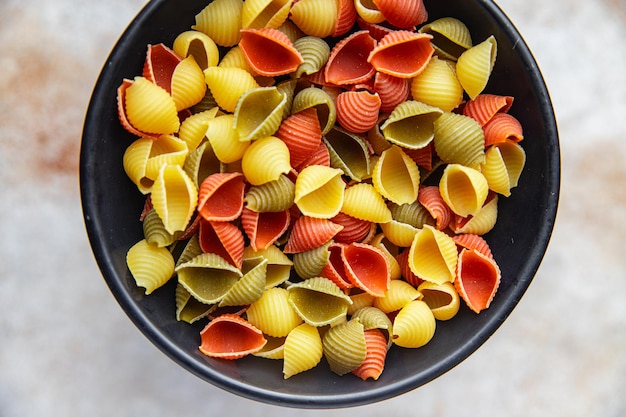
[81,0,560,408]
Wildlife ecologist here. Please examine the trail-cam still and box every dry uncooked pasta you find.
[117,0,527,380]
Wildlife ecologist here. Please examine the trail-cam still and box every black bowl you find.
[80,0,560,409]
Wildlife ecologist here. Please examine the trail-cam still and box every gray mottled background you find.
[1,1,625,416]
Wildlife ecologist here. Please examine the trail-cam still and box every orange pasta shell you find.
[367,31,434,78]
[463,93,514,126]
[483,113,524,146]
[454,248,501,313]
[325,30,376,85]
[197,172,245,222]
[373,0,428,29]
[336,90,381,133]
[198,219,245,269]
[275,107,322,168]
[284,216,344,254]
[241,207,290,251]
[352,329,388,380]
[199,314,267,360]
[239,28,303,76]
[418,186,453,231]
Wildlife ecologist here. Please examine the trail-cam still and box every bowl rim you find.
[80,0,560,408]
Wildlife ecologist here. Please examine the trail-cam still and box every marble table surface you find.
[1,0,625,416]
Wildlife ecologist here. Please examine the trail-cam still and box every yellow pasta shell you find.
[123,137,154,194]
[289,0,338,38]
[173,30,220,69]
[171,56,207,111]
[453,195,499,235]
[373,280,422,314]
[418,281,460,321]
[126,239,175,295]
[294,165,345,218]
[283,323,323,379]
[341,183,392,224]
[144,135,189,182]
[241,136,291,185]
[242,0,293,29]
[354,0,385,24]
[219,46,256,73]
[205,114,251,164]
[124,77,180,135]
[204,66,259,113]
[347,291,376,316]
[151,164,198,234]
[193,0,244,47]
[482,140,526,194]
[247,287,303,337]
[418,17,473,61]
[408,225,458,285]
[244,245,293,289]
[372,145,420,205]
[178,107,219,152]
[379,220,419,248]
[392,300,436,348]
[433,111,485,169]
[411,56,464,112]
[456,35,497,100]
[439,164,489,217]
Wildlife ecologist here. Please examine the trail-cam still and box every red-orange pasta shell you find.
[199,314,266,359]
[352,329,388,380]
[455,248,501,313]
[239,28,304,76]
[241,207,291,251]
[342,242,390,297]
[320,242,353,289]
[374,72,411,114]
[284,216,344,254]
[356,17,393,42]
[452,233,493,260]
[483,112,524,146]
[142,43,181,94]
[332,0,358,37]
[373,0,428,29]
[331,212,373,244]
[417,186,453,231]
[295,142,331,171]
[325,30,377,85]
[396,249,423,287]
[336,90,382,133]
[275,107,323,168]
[403,142,433,171]
[367,31,434,78]
[198,219,245,269]
[463,94,514,126]
[197,172,245,222]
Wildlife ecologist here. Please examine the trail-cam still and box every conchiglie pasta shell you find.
[244,245,293,288]
[175,283,215,323]
[418,17,473,61]
[218,46,256,73]
[463,93,514,126]
[233,86,287,142]
[324,127,371,181]
[439,164,489,217]
[418,281,460,321]
[354,0,385,24]
[142,43,180,94]
[127,239,175,294]
[283,323,323,378]
[417,185,453,230]
[351,329,388,380]
[151,164,198,234]
[293,36,330,78]
[374,72,411,114]
[351,306,393,347]
[389,200,433,229]
[452,194,498,235]
[452,233,493,259]
[495,140,525,189]
[293,240,332,279]
[381,100,443,150]
[325,30,376,85]
[369,233,402,280]
[374,279,422,314]
[379,220,419,247]
[392,300,435,348]
[322,319,367,375]
[483,113,524,146]
[289,0,338,38]
[183,141,221,189]
[373,0,428,29]
[335,90,381,133]
[178,107,219,152]
[241,208,290,251]
[239,28,303,76]
[332,212,373,244]
[408,225,458,285]
[244,174,295,212]
[320,242,353,289]
[241,0,293,29]
[193,0,243,47]
[124,77,180,135]
[241,136,291,185]
[123,138,154,194]
[142,209,179,247]
[171,56,207,111]
[197,172,245,221]
[275,107,322,168]
[219,257,268,307]
[341,183,392,224]
[173,30,220,70]
[455,248,501,313]
[284,216,343,254]
[411,56,464,112]
[198,219,245,269]
[294,165,345,218]
[347,291,375,315]
[199,314,266,359]
[247,287,303,337]
[291,86,337,135]
[204,66,259,113]
[341,243,390,297]
[144,135,189,183]
[332,0,357,37]
[205,114,251,164]
[456,35,497,100]
[433,111,485,169]
[175,253,242,304]
[253,335,286,359]
[367,31,434,78]
[372,145,420,205]
[288,277,352,326]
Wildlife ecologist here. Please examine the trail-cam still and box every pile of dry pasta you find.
[118,0,526,380]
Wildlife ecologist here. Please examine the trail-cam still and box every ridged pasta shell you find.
[452,193,499,235]
[284,216,344,254]
[411,56,464,112]
[239,28,303,76]
[374,72,411,114]
[233,87,287,142]
[336,90,381,133]
[244,174,295,212]
[408,225,458,285]
[372,145,420,205]
[332,212,372,244]
[241,0,293,29]
[193,0,243,47]
[455,248,501,313]
[367,31,434,78]
[294,165,345,218]
[483,113,524,146]
[291,87,337,135]
[332,0,358,37]
[122,137,168,194]
[178,107,219,152]
[241,207,290,251]
[373,0,428,29]
[354,0,384,24]
[142,44,180,95]
[247,287,303,337]
[392,300,435,348]
[289,0,338,38]
[183,141,221,189]
[275,107,322,168]
[197,172,245,221]
[244,245,293,288]
[151,164,198,234]
[219,257,269,307]
[417,185,452,230]
[176,253,242,304]
[351,306,393,346]
[320,242,353,289]
[351,329,388,380]
[396,249,423,287]
[418,17,473,61]
[347,291,375,315]
[126,239,175,295]
[219,45,256,75]
[253,335,286,359]
[241,136,292,185]
[293,240,332,279]
[171,56,207,111]
[325,30,376,85]
[389,200,432,229]
[463,93,514,126]
[173,30,220,70]
[480,141,525,196]
[123,77,180,135]
[175,283,215,323]
[283,323,323,378]
[379,220,419,247]
[404,142,434,170]
[322,318,366,375]
[417,281,460,321]
[452,233,493,259]
[288,277,352,326]
[293,36,330,78]
[341,243,390,297]
[142,209,180,248]
[380,100,443,150]
[297,142,331,171]
[433,111,485,169]
[456,35,498,100]
[324,127,372,181]
[205,114,251,164]
[198,219,245,269]
[175,233,203,269]
[341,182,392,223]
[373,279,421,314]
[204,66,259,113]
[439,164,489,217]
[199,314,267,359]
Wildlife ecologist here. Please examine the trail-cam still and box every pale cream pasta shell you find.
[439,163,489,217]
[372,145,420,205]
[193,0,243,47]
[283,323,323,378]
[456,35,497,100]
[126,239,175,295]
[151,164,198,234]
[392,300,436,348]
[246,287,303,337]
[241,136,292,185]
[173,30,220,70]
[411,56,464,112]
[433,111,485,169]
[294,165,345,218]
[408,224,458,285]
[289,0,338,38]
[204,66,259,113]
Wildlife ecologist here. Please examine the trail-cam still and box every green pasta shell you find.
[175,283,215,323]
[175,233,203,268]
[244,174,295,212]
[219,257,268,306]
[322,318,367,376]
[291,87,337,135]
[292,240,332,279]
[418,17,473,61]
[293,36,331,78]
[243,245,293,289]
[433,111,486,169]
[324,127,372,181]
[287,277,352,326]
[381,100,444,150]
[143,208,180,247]
[351,306,393,349]
[233,86,288,142]
[389,201,433,229]
[183,141,222,189]
[175,253,243,304]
